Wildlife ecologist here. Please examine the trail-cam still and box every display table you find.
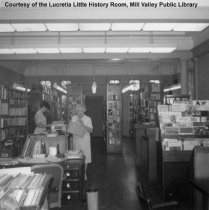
[0,134,85,207]
[22,134,68,157]
[0,157,85,207]
[0,168,52,210]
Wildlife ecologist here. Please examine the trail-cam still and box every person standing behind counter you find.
[70,104,93,179]
[34,101,51,134]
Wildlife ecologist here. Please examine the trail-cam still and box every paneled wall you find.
[0,66,25,85]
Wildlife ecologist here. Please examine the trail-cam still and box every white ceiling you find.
[0,3,209,75]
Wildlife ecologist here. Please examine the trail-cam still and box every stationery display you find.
[107,83,122,153]
[158,99,209,151]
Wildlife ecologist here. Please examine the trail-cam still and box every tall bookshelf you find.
[107,83,122,153]
[7,88,27,139]
[0,85,27,157]
[128,81,162,125]
[148,81,163,123]
[0,85,8,142]
[28,83,62,134]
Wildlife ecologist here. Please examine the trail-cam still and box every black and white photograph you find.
[0,0,209,209]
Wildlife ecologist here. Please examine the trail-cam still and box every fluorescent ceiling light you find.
[129,47,151,53]
[12,48,36,54]
[0,24,15,32]
[122,84,133,93]
[143,23,176,31]
[79,23,111,31]
[150,80,160,84]
[36,48,60,53]
[173,23,209,31]
[0,49,14,54]
[106,48,129,53]
[150,47,176,53]
[53,82,67,94]
[12,23,46,32]
[109,80,120,84]
[164,84,181,92]
[92,82,97,94]
[61,81,71,89]
[13,83,31,92]
[111,23,144,31]
[45,23,78,31]
[83,48,105,53]
[59,48,82,53]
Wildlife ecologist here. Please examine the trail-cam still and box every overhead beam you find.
[0,7,209,22]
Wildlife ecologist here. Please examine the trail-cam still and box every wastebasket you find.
[86,188,99,210]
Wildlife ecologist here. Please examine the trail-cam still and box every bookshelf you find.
[0,86,27,158]
[148,81,162,123]
[0,85,8,142]
[7,88,27,140]
[107,83,122,153]
[128,81,162,127]
[28,83,62,134]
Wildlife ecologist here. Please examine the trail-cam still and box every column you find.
[193,58,198,99]
[180,59,188,95]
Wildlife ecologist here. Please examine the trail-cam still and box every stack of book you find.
[0,173,50,209]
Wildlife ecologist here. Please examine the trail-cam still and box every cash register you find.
[51,121,66,135]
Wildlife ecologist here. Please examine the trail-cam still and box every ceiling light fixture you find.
[143,23,176,31]
[129,47,151,53]
[79,23,111,31]
[0,24,15,32]
[106,48,129,53]
[150,47,176,53]
[92,81,97,94]
[13,83,31,92]
[45,23,78,31]
[111,23,144,31]
[12,48,36,54]
[12,23,46,32]
[53,82,67,94]
[36,48,60,53]
[0,49,14,54]
[173,23,209,31]
[59,48,82,53]
[83,48,105,53]
[163,84,181,92]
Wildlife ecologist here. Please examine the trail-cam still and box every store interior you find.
[0,3,209,210]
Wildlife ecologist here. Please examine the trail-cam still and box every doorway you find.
[85,96,104,137]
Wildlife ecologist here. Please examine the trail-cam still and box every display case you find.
[157,100,209,201]
[107,83,122,153]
